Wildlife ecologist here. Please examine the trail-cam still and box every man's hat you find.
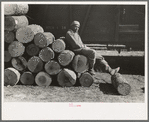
[70,21,80,27]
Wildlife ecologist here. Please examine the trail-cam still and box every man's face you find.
[71,25,80,33]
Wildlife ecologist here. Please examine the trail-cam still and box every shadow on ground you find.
[99,83,119,95]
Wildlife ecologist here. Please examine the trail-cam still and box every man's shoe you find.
[110,67,120,75]
[88,69,96,75]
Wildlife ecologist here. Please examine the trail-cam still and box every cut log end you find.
[4,51,12,62]
[39,47,54,62]
[79,72,93,87]
[45,60,61,75]
[26,44,40,56]
[111,73,131,96]
[27,56,43,73]
[11,56,27,71]
[8,41,25,57]
[58,50,75,66]
[72,55,89,73]
[57,69,76,87]
[20,72,34,85]
[52,39,66,53]
[35,72,52,86]
[16,26,34,43]
[5,30,15,43]
[117,83,131,96]
[4,68,20,86]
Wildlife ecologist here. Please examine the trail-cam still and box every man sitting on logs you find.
[65,20,120,75]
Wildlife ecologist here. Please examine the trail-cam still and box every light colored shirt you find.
[66,29,85,51]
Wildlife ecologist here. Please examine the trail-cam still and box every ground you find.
[4,73,145,102]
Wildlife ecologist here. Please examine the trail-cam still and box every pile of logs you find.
[4,4,131,96]
[4,4,94,87]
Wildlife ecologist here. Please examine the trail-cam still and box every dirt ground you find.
[4,73,145,102]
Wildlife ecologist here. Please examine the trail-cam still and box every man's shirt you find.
[65,29,85,51]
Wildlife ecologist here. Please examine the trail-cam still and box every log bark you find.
[27,56,43,73]
[26,44,40,56]
[35,71,52,86]
[11,56,27,71]
[57,68,77,87]
[20,71,34,85]
[4,30,15,43]
[52,39,66,53]
[5,16,28,31]
[39,47,55,62]
[34,32,55,48]
[4,51,12,62]
[79,72,93,87]
[4,67,20,86]
[16,26,34,43]
[72,55,89,73]
[45,60,61,75]
[111,73,131,96]
[8,41,25,57]
[4,4,29,15]
[58,50,75,66]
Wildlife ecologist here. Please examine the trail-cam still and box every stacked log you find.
[111,73,131,96]
[4,4,94,88]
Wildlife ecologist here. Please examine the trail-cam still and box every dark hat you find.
[70,21,80,27]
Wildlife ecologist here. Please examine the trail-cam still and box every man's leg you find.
[96,53,120,75]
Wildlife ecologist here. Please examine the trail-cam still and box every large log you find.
[28,24,44,35]
[72,55,89,73]
[4,51,12,62]
[57,68,77,87]
[35,71,52,87]
[4,67,20,86]
[52,39,66,53]
[8,41,25,57]
[79,72,94,87]
[26,44,40,56]
[16,25,44,43]
[39,47,55,62]
[4,30,15,43]
[27,56,43,73]
[111,73,131,96]
[58,50,75,66]
[34,32,55,48]
[11,56,27,71]
[45,60,61,75]
[5,16,28,31]
[20,71,34,85]
[4,4,29,15]
[16,26,34,43]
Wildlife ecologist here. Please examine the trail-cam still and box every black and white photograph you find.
[1,1,148,120]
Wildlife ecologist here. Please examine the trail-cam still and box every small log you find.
[4,30,15,43]
[5,16,28,31]
[34,32,55,48]
[111,73,131,96]
[28,24,44,35]
[57,68,77,87]
[20,71,34,85]
[4,51,12,62]
[52,39,66,53]
[16,26,34,43]
[27,56,43,73]
[4,67,20,86]
[72,55,89,73]
[39,47,55,62]
[26,44,40,56]
[79,72,94,87]
[4,4,29,15]
[45,60,61,75]
[11,56,27,71]
[35,71,52,86]
[8,41,25,57]
[58,50,75,66]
